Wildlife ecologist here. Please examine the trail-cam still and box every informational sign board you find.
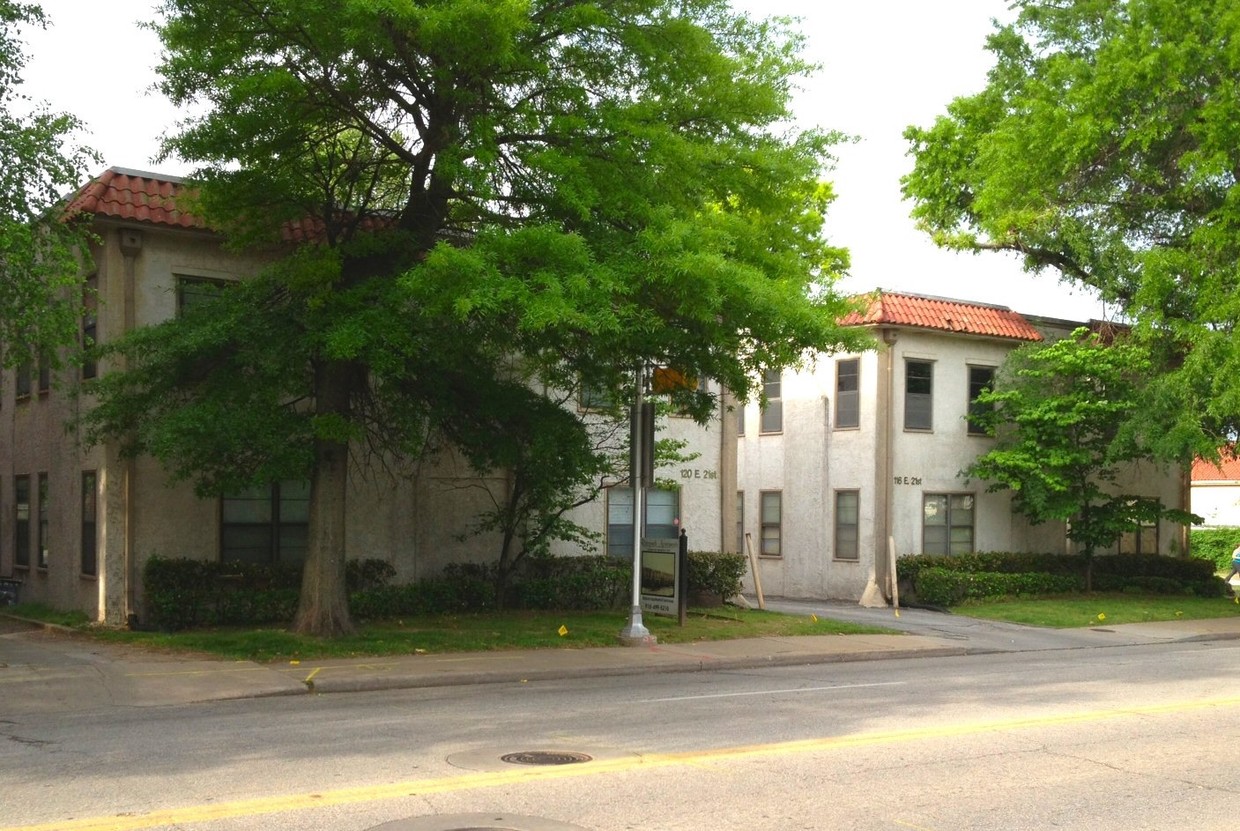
[639,537,680,616]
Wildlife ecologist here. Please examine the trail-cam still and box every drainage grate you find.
[500,750,593,766]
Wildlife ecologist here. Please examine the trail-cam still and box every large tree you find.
[966,329,1196,571]
[83,1,869,635]
[903,0,1240,460]
[0,1,96,369]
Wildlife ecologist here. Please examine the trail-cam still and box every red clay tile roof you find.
[65,167,395,244]
[1192,453,1240,482]
[65,167,205,230]
[841,290,1043,341]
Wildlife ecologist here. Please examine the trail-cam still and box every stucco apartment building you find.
[0,168,732,624]
[735,291,1188,603]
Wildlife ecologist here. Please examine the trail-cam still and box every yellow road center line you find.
[8,695,1240,831]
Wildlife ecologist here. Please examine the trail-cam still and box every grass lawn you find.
[955,593,1240,628]
[8,604,893,663]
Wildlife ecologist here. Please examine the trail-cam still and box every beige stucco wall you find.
[2,220,731,622]
[735,323,1190,604]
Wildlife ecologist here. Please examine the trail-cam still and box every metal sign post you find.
[619,363,656,646]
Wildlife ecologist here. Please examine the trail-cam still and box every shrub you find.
[900,551,1228,607]
[915,568,1081,607]
[346,558,397,592]
[1189,528,1240,571]
[685,550,746,602]
[143,556,394,630]
[512,555,630,610]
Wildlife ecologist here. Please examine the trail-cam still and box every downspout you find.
[883,329,898,600]
[862,327,898,607]
[719,385,738,553]
[118,229,142,624]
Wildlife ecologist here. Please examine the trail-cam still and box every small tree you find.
[966,329,1197,585]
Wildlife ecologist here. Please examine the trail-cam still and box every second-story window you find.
[759,370,782,434]
[967,365,996,436]
[82,274,98,380]
[177,275,232,316]
[835,358,859,429]
[905,360,933,431]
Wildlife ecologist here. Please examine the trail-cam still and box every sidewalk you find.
[3,605,1240,713]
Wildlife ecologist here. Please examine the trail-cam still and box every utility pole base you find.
[617,631,658,647]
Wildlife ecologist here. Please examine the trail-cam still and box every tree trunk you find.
[292,359,356,636]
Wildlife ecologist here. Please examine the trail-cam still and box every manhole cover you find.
[500,750,593,766]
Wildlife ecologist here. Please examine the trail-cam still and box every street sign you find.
[640,537,679,616]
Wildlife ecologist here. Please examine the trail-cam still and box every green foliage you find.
[903,0,1240,457]
[915,568,1082,607]
[685,550,746,601]
[87,0,873,636]
[510,555,630,612]
[965,330,1198,555]
[1189,528,1240,571]
[0,1,98,371]
[901,551,1225,607]
[143,556,395,631]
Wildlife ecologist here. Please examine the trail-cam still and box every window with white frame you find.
[606,487,680,557]
[905,360,933,431]
[834,490,860,561]
[759,370,782,434]
[760,490,782,556]
[835,359,859,429]
[736,491,744,554]
[923,493,974,555]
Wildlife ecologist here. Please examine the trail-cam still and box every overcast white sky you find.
[16,0,1104,321]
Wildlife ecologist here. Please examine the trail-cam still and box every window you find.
[834,490,860,561]
[177,275,231,315]
[760,491,782,556]
[578,378,614,413]
[37,473,49,569]
[37,353,50,393]
[82,274,98,380]
[14,475,30,568]
[81,471,98,577]
[736,491,744,554]
[759,370,782,434]
[15,360,31,398]
[967,365,996,436]
[221,481,310,565]
[736,401,745,436]
[606,487,680,557]
[923,493,975,555]
[1120,520,1158,555]
[835,359,859,429]
[904,360,933,431]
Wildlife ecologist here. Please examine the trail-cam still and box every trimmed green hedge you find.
[900,552,1226,607]
[915,568,1082,606]
[686,550,746,602]
[1189,528,1240,571]
[143,549,752,630]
